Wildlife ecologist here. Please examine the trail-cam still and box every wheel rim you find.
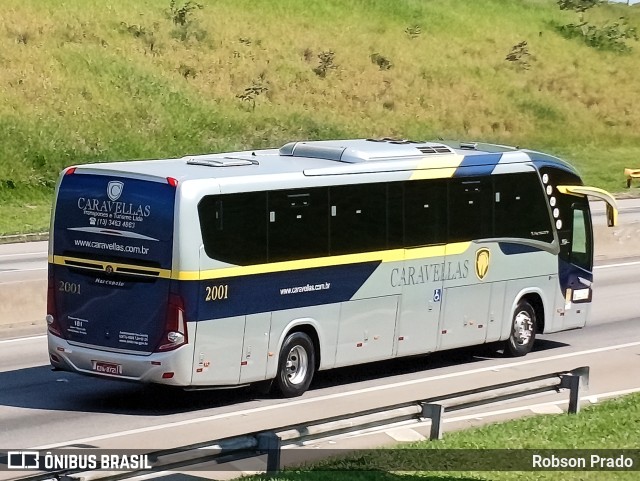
[513,310,533,346]
[285,345,308,385]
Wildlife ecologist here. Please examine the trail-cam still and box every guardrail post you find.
[560,367,589,414]
[421,403,445,440]
[257,432,281,474]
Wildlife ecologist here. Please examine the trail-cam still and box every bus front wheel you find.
[505,299,536,357]
[275,332,316,398]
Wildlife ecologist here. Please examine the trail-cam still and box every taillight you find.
[46,280,63,337]
[156,293,188,351]
[167,177,178,188]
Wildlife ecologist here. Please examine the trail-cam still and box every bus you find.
[47,138,618,397]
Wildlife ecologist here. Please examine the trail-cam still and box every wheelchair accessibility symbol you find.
[433,289,442,303]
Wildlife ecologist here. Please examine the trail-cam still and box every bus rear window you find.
[53,173,176,268]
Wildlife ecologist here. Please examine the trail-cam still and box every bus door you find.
[555,185,617,330]
[394,179,447,357]
[394,246,445,357]
[556,194,594,330]
[438,177,493,350]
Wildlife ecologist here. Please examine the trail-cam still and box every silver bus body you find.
[46,139,617,396]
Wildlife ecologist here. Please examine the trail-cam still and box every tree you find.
[557,0,603,13]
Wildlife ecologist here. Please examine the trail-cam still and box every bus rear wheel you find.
[505,299,536,357]
[275,332,316,398]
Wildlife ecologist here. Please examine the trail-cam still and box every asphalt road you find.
[0,241,47,283]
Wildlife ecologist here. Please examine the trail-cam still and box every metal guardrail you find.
[6,366,589,480]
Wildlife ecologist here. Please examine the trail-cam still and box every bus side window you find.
[268,188,329,262]
[330,183,387,255]
[570,206,591,270]
[198,192,268,265]
[560,201,592,271]
[448,178,492,242]
[404,179,447,246]
[493,173,554,243]
[387,182,404,249]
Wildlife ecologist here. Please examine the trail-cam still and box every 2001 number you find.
[59,281,81,295]
[205,284,229,302]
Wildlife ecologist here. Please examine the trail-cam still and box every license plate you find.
[92,360,122,375]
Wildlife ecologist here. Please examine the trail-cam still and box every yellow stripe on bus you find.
[50,255,172,279]
[409,154,464,180]
[178,242,471,281]
[50,243,472,282]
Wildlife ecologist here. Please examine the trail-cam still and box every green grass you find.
[246,392,640,481]
[1,0,640,234]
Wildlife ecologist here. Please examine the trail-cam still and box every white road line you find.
[32,340,640,450]
[595,260,640,270]
[0,252,47,258]
[0,267,47,273]
[0,335,46,344]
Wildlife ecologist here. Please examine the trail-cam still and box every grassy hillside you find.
[1,0,639,234]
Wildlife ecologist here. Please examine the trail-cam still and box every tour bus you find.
[47,138,617,397]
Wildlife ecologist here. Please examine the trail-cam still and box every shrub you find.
[556,0,638,52]
[370,52,393,70]
[167,0,202,26]
[313,50,337,78]
[178,63,197,79]
[405,25,421,39]
[557,19,638,52]
[505,40,535,70]
[119,22,160,54]
[166,0,207,43]
[237,82,269,111]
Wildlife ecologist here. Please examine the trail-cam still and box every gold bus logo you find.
[475,248,490,280]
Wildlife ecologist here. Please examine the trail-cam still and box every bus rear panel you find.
[47,169,193,384]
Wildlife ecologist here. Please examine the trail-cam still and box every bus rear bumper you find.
[47,334,194,386]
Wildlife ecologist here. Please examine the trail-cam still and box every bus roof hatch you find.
[279,139,454,163]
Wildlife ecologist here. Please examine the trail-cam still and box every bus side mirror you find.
[606,203,617,228]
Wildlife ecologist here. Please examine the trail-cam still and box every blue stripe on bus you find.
[498,243,543,255]
[53,264,171,352]
[183,261,382,321]
[558,258,593,297]
[528,153,580,176]
[454,153,503,177]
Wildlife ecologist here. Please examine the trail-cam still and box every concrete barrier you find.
[0,279,47,338]
[593,223,640,261]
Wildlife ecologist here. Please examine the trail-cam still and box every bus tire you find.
[275,332,315,398]
[505,299,536,357]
